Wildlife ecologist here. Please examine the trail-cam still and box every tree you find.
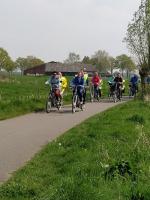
[115,54,136,77]
[16,57,28,75]
[0,48,11,72]
[5,59,16,75]
[124,0,150,92]
[64,52,80,64]
[108,56,116,75]
[16,56,44,75]
[92,50,115,73]
[25,56,44,68]
[82,56,90,64]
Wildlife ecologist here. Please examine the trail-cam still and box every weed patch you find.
[128,114,145,125]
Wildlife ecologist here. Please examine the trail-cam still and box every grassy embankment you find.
[0,100,149,199]
[0,75,130,120]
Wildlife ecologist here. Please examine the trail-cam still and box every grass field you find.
[0,75,130,120]
[0,100,149,200]
[0,75,73,120]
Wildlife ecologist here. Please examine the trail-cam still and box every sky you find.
[0,0,140,62]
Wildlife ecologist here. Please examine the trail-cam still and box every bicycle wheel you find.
[117,88,121,100]
[56,97,62,111]
[97,89,101,102]
[132,86,136,97]
[72,95,78,113]
[90,86,94,102]
[97,94,100,102]
[46,96,52,113]
[129,88,132,98]
[112,92,117,103]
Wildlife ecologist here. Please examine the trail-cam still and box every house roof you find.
[24,61,97,74]
[45,62,96,72]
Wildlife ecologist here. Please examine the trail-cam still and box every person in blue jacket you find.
[130,74,139,92]
[72,71,85,104]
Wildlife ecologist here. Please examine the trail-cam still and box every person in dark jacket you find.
[130,74,139,92]
[72,72,85,103]
[114,73,123,100]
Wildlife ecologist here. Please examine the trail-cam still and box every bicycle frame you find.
[72,85,84,113]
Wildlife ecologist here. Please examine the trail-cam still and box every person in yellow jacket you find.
[58,72,68,96]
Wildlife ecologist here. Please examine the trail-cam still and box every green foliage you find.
[128,114,145,125]
[115,54,136,76]
[92,50,115,72]
[16,56,44,74]
[0,48,15,73]
[64,52,80,64]
[124,0,150,74]
[0,101,150,199]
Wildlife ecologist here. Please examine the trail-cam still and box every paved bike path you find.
[0,101,125,183]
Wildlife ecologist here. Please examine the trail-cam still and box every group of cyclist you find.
[46,69,139,109]
[108,73,139,100]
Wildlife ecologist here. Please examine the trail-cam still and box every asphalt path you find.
[0,99,127,183]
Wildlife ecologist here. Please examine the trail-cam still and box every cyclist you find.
[81,68,89,104]
[92,72,102,98]
[58,72,68,96]
[81,68,89,86]
[130,74,139,94]
[45,72,61,102]
[72,72,84,104]
[114,73,123,100]
[108,75,115,83]
[45,72,60,88]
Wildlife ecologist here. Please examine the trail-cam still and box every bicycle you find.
[108,82,121,103]
[90,84,102,102]
[46,86,62,113]
[72,85,84,113]
[129,83,137,98]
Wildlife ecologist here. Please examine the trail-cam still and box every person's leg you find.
[83,88,86,104]
[117,84,121,99]
[99,87,101,97]
[77,87,82,102]
[61,88,65,96]
[94,85,97,98]
[136,84,138,92]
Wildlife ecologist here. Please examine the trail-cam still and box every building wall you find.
[24,65,45,75]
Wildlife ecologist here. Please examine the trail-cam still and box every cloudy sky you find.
[0,0,140,62]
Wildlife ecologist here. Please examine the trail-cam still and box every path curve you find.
[0,100,126,183]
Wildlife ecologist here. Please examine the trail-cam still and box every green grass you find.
[0,75,72,120]
[0,100,150,199]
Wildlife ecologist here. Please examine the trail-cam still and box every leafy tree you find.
[108,56,116,75]
[124,0,150,90]
[0,48,11,72]
[16,56,44,75]
[16,57,28,75]
[64,52,80,64]
[5,59,16,75]
[115,54,136,77]
[26,56,44,68]
[90,57,98,66]
[92,50,115,73]
[82,56,90,64]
